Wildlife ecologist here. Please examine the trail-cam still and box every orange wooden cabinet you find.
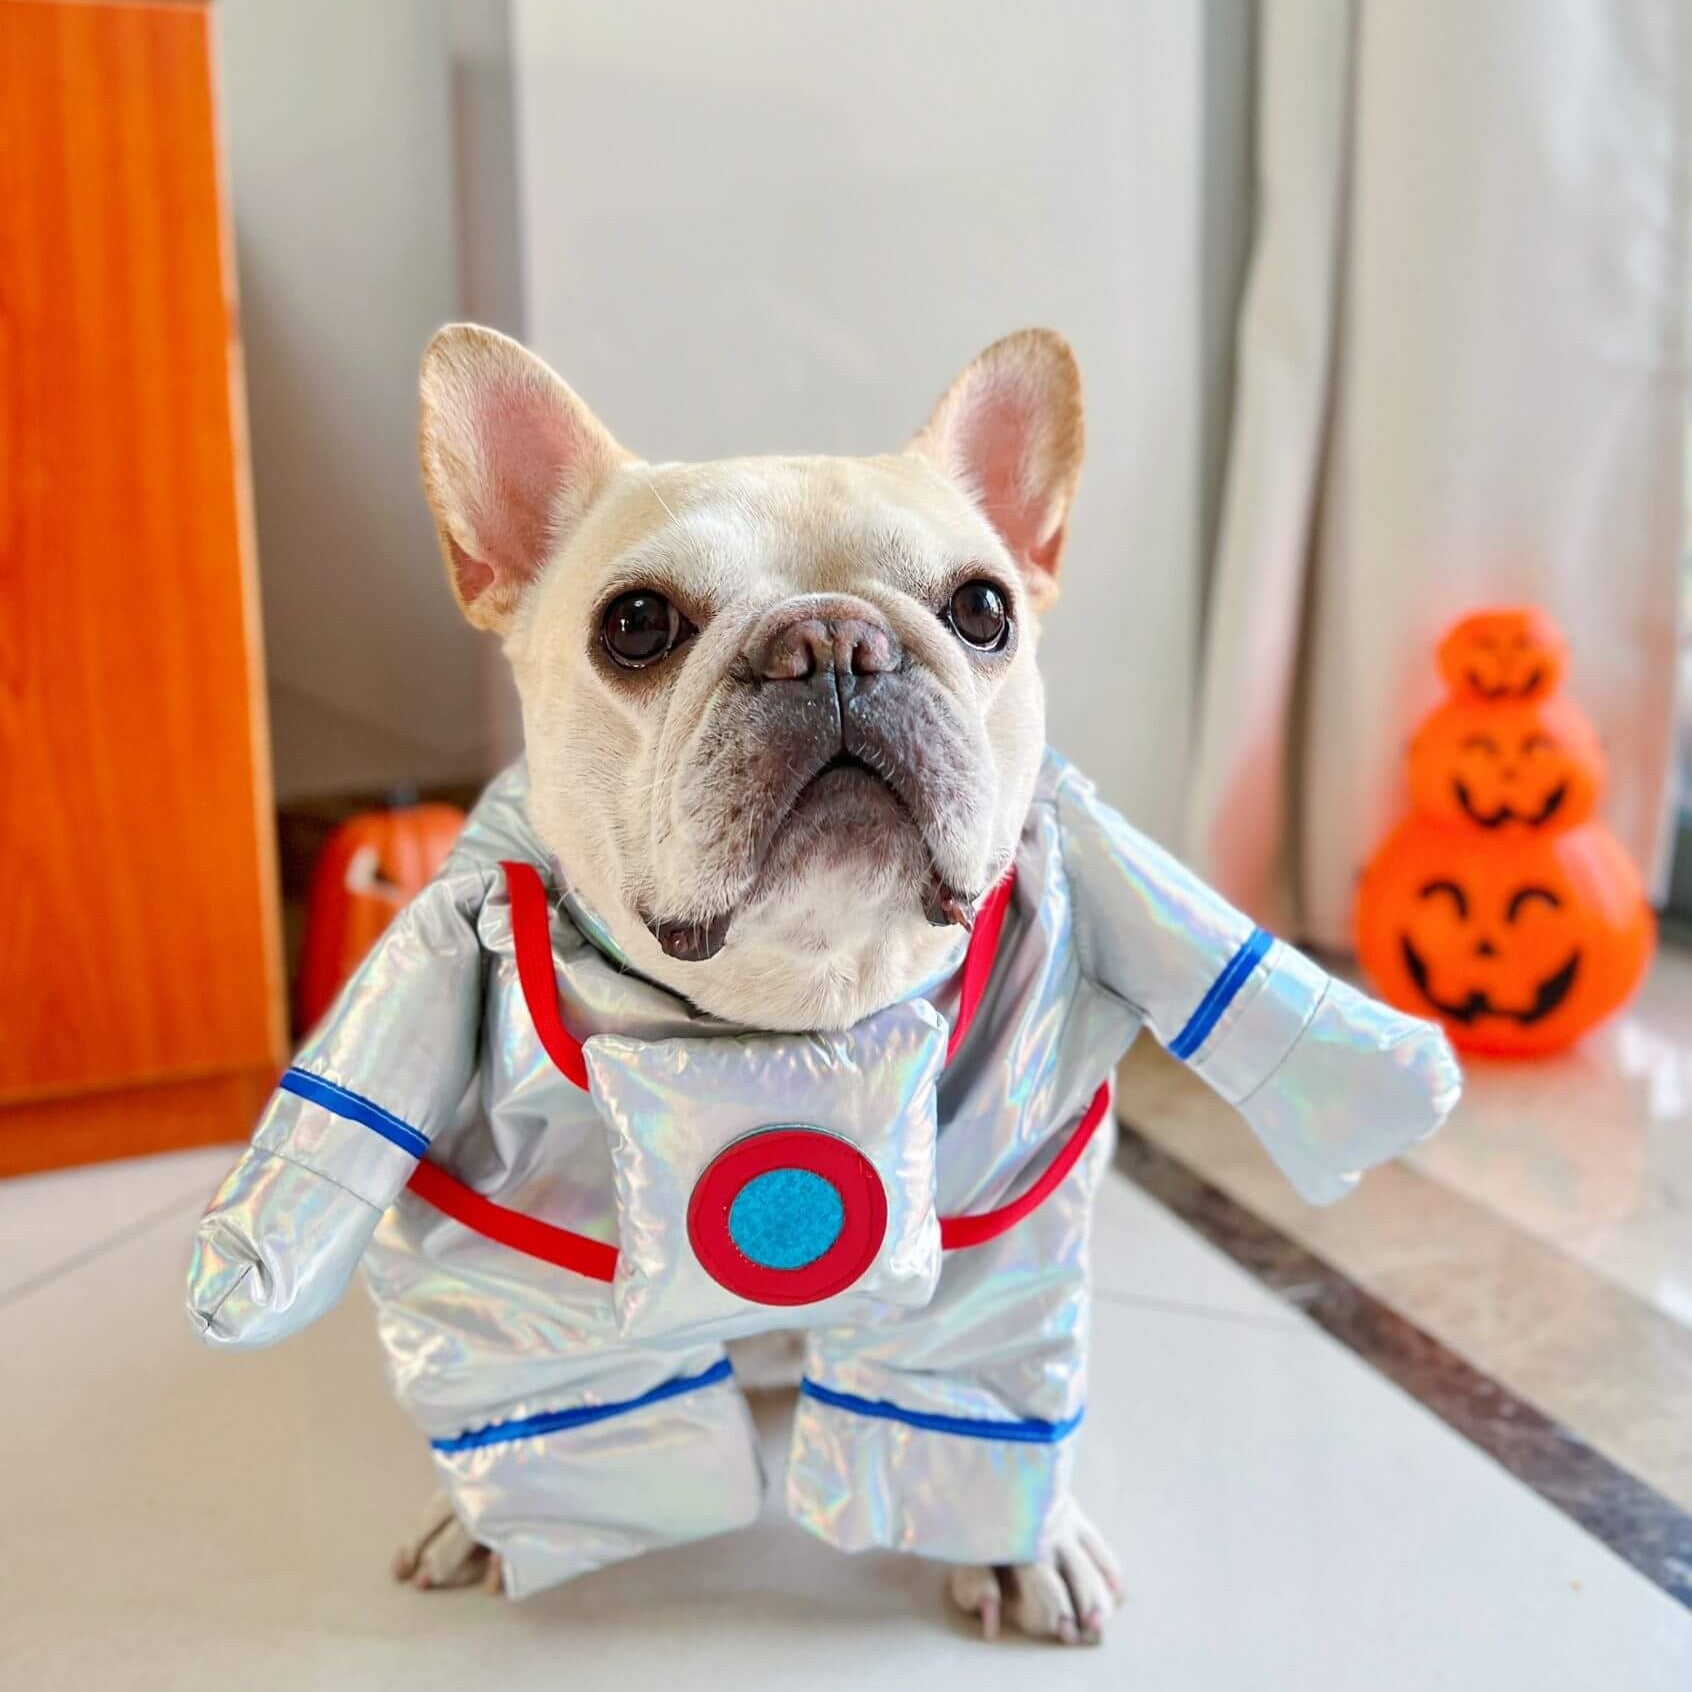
[0,0,285,1174]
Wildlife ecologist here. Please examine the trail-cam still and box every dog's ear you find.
[907,330,1083,611]
[419,325,632,632]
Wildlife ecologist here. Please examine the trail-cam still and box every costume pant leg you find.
[429,1348,764,1597]
[785,1122,1107,1565]
[366,1210,766,1599]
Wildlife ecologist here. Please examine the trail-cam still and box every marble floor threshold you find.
[1115,1124,1692,1611]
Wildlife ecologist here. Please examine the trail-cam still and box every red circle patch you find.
[686,1127,888,1306]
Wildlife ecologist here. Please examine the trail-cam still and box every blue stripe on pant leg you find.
[798,1378,1082,1445]
[432,1359,736,1453]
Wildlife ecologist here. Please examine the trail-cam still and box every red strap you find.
[503,858,1014,1091]
[503,860,590,1090]
[404,857,1091,1275]
[937,1080,1112,1250]
[406,1157,619,1282]
[403,1079,1110,1277]
[946,871,1015,1064]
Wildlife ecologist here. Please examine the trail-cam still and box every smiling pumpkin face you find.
[1408,695,1603,833]
[1354,824,1653,1056]
[1438,607,1565,702]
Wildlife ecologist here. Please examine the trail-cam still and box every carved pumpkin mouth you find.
[1400,936,1580,1026]
[1452,780,1568,830]
[1463,665,1546,700]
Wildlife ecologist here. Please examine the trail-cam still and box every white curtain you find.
[1187,0,1689,950]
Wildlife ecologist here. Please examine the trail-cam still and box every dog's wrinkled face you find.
[418,327,1083,1031]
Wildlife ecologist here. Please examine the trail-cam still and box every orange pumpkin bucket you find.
[1355,608,1653,1057]
[296,801,466,1032]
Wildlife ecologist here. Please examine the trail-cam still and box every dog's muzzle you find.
[647,607,988,957]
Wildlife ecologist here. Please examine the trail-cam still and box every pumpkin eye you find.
[1418,878,1469,918]
[1459,734,1499,753]
[1521,734,1554,754]
[602,590,691,669]
[946,579,1011,650]
[1506,885,1560,922]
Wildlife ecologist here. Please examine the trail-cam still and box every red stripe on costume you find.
[501,859,1013,1091]
[404,859,1103,1279]
[502,859,590,1090]
[406,1157,619,1282]
[946,871,1015,1064]
[403,1082,1110,1279]
[938,1081,1112,1251]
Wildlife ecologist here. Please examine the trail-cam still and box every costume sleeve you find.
[1055,765,1460,1203]
[187,858,493,1347]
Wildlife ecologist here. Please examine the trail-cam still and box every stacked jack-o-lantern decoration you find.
[1355,608,1654,1057]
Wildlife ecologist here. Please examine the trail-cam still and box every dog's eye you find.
[602,590,686,669]
[947,580,1010,651]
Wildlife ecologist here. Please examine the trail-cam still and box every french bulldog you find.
[396,323,1115,1641]
[193,312,1459,1641]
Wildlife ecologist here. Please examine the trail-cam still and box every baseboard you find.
[0,1066,276,1179]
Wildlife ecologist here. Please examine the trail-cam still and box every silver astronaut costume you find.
[188,751,1459,1598]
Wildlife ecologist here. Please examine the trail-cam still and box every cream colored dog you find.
[399,324,1119,1643]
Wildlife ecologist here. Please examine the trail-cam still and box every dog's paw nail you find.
[980,1596,1000,1641]
[391,1548,416,1583]
[1057,1616,1080,1646]
[1082,1608,1104,1644]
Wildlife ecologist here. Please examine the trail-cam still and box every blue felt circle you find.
[727,1167,846,1271]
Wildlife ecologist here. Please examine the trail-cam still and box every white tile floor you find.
[1119,945,1692,1512]
[0,1142,232,1302]
[2,1149,1688,1688]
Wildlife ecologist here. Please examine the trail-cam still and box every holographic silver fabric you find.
[187,750,1459,1597]
[587,1002,946,1343]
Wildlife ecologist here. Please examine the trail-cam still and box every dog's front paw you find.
[392,1491,502,1594]
[946,1507,1123,1645]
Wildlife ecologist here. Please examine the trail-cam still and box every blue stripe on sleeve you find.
[1167,926,1273,1062]
[278,1068,431,1160]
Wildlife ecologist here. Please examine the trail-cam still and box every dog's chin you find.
[637,769,970,1031]
[680,876,965,1033]
[754,764,931,897]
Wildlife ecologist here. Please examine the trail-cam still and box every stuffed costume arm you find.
[1055,765,1460,1203]
[187,859,491,1349]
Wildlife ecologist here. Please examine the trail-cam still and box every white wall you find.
[221,0,491,801]
[510,0,1214,841]
[446,0,530,767]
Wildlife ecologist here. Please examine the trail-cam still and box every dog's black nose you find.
[750,608,899,682]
